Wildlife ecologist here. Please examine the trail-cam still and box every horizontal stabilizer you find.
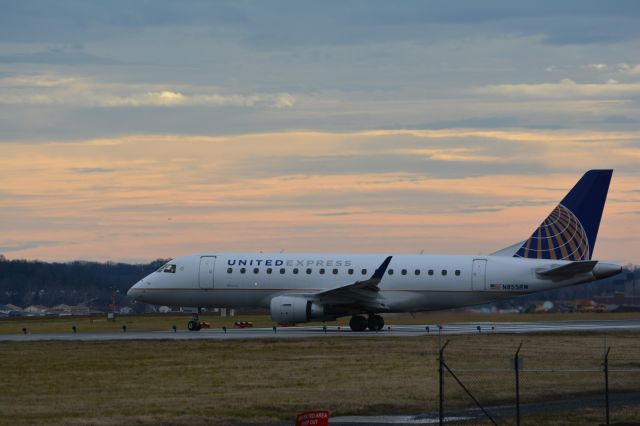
[536,261,597,279]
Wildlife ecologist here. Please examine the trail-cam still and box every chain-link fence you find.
[435,332,640,425]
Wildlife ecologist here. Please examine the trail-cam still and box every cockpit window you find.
[163,264,176,273]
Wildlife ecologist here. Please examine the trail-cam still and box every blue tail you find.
[514,170,612,261]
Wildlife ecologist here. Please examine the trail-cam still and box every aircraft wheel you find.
[188,320,201,331]
[368,314,384,331]
[349,315,368,332]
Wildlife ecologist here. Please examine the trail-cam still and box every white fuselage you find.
[127,253,596,313]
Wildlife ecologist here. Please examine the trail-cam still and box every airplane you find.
[127,170,622,332]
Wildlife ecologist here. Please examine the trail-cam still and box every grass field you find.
[1,329,639,425]
[1,311,639,335]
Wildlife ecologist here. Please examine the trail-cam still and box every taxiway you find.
[1,319,639,342]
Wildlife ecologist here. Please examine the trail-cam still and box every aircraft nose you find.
[127,281,144,300]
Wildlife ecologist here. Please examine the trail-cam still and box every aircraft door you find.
[199,256,216,289]
[471,259,487,291]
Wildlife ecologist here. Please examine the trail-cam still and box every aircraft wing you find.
[313,256,393,309]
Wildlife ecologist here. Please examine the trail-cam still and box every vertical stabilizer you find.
[514,170,612,261]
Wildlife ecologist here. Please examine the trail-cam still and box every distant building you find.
[3,304,23,312]
[594,292,640,307]
[0,304,24,317]
[24,305,49,315]
[625,277,639,298]
[68,304,91,315]
[50,304,72,315]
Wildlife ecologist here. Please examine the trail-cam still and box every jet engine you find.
[270,295,325,324]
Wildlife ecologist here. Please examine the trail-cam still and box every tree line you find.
[0,256,166,310]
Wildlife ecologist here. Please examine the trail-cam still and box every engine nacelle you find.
[270,295,325,324]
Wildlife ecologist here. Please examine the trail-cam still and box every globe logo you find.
[515,204,590,261]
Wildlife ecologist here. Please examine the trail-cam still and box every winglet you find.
[316,255,393,299]
[372,256,393,281]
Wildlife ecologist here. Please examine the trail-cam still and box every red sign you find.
[295,410,329,426]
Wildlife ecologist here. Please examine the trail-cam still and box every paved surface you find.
[2,320,640,342]
[329,392,640,425]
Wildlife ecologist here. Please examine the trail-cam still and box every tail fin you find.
[514,170,612,261]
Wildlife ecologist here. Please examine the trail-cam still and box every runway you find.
[1,320,640,342]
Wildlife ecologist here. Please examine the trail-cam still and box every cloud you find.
[0,75,295,108]
[2,1,640,50]
[583,63,608,71]
[70,167,115,174]
[459,207,503,214]
[0,129,639,262]
[0,241,62,253]
[474,79,640,99]
[1,75,81,88]
[316,211,361,217]
[617,63,640,75]
[408,147,503,163]
[0,46,115,65]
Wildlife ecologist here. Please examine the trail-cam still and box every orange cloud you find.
[1,130,638,263]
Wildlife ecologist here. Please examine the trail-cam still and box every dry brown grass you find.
[1,331,639,425]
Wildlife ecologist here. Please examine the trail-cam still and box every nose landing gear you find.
[187,308,210,331]
[187,319,201,331]
[349,314,385,332]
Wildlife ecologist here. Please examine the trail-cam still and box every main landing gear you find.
[349,314,384,332]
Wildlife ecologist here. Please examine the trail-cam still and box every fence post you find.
[515,342,523,426]
[439,340,450,426]
[603,347,611,426]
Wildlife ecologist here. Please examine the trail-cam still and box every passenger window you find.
[361,269,367,275]
[455,270,461,276]
[332,268,338,274]
[227,267,233,274]
[401,269,407,275]
[415,269,420,276]
[306,268,312,274]
[348,268,354,275]
[293,268,299,274]
[267,268,273,274]
[253,268,259,274]
[319,268,325,275]
[240,267,246,274]
[280,268,286,274]
[388,269,394,275]
[163,264,176,273]
[442,270,447,276]
[428,269,434,276]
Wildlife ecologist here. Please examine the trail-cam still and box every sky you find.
[1,1,639,263]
